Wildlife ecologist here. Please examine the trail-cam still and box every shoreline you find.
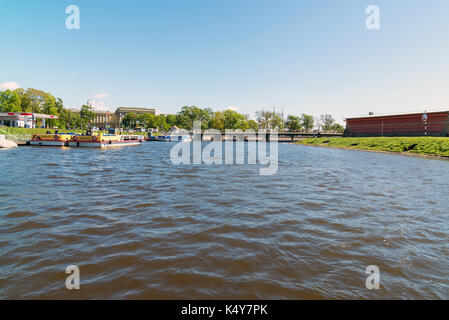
[295,139,449,162]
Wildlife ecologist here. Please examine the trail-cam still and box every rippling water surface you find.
[1,142,449,299]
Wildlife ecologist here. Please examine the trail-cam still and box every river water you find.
[0,142,448,299]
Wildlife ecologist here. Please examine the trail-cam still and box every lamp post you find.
[422,111,428,136]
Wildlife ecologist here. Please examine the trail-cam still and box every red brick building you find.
[344,111,449,137]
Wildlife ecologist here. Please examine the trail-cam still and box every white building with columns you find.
[0,112,59,128]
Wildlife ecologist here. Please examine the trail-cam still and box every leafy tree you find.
[157,114,170,131]
[331,123,345,133]
[270,113,284,130]
[255,110,273,130]
[122,113,137,128]
[223,110,247,130]
[255,109,284,130]
[137,113,155,128]
[71,113,87,129]
[165,114,178,128]
[57,108,70,129]
[247,119,259,131]
[208,111,225,131]
[25,88,50,113]
[2,86,344,134]
[320,114,335,132]
[0,89,22,112]
[177,106,212,130]
[301,114,314,132]
[80,104,95,123]
[15,88,29,111]
[285,115,302,132]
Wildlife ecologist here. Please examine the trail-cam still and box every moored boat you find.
[157,135,171,142]
[29,133,76,146]
[169,134,192,142]
[67,133,143,148]
[154,129,192,142]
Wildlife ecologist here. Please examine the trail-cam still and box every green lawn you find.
[0,127,84,135]
[297,137,449,158]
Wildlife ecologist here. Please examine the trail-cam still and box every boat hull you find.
[169,136,192,142]
[29,140,68,147]
[28,133,143,148]
[67,140,142,148]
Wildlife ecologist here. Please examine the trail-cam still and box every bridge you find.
[269,132,343,141]
[188,131,343,142]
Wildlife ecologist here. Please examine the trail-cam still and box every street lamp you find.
[422,110,428,136]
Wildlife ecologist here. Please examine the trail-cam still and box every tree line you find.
[0,88,96,129]
[0,88,344,133]
[123,106,344,133]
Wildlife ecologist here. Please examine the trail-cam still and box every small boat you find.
[155,134,192,142]
[29,133,76,146]
[29,133,143,148]
[169,134,192,142]
[157,135,171,142]
[67,133,143,148]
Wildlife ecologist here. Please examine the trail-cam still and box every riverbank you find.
[0,127,84,135]
[297,137,449,159]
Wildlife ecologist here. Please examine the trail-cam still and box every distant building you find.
[71,106,158,128]
[0,112,59,128]
[115,107,158,125]
[344,111,449,137]
[115,107,157,115]
[91,111,119,128]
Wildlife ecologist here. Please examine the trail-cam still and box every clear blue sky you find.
[1,0,449,123]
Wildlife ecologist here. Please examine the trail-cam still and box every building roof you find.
[0,112,59,119]
[116,107,156,114]
[345,110,449,120]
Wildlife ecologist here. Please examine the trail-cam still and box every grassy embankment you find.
[0,127,84,135]
[297,137,449,158]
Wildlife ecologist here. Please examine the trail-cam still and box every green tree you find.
[255,109,284,130]
[301,114,314,132]
[177,106,212,130]
[165,114,178,128]
[25,88,50,113]
[320,114,335,132]
[137,113,155,129]
[285,115,302,132]
[223,110,247,130]
[72,113,87,129]
[208,111,225,131]
[331,123,345,133]
[156,114,170,131]
[80,104,95,123]
[0,89,22,112]
[247,119,259,131]
[122,113,137,128]
[255,110,273,130]
[270,113,284,130]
